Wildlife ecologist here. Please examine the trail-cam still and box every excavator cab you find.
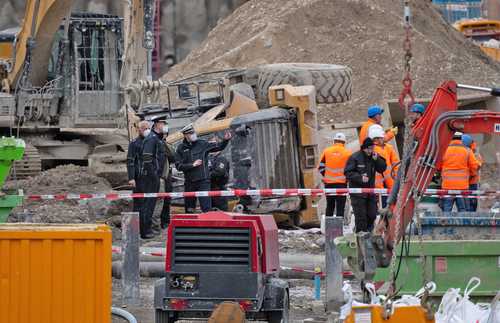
[13,13,124,129]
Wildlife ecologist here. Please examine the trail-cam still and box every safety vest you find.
[470,148,483,185]
[318,143,352,184]
[441,140,480,190]
[373,143,400,190]
[384,144,399,191]
[359,119,396,145]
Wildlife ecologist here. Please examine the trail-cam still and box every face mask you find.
[189,133,198,142]
[143,129,151,137]
[162,125,169,135]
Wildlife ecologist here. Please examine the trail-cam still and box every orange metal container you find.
[345,305,435,323]
[0,224,112,323]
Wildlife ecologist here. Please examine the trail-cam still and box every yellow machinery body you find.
[165,85,320,225]
[0,224,112,323]
[268,85,319,224]
[0,41,14,62]
[345,305,435,323]
[453,19,500,62]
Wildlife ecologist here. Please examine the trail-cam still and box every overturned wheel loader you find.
[134,63,352,225]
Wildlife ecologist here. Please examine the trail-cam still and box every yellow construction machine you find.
[454,19,500,61]
[164,83,321,225]
[0,0,157,185]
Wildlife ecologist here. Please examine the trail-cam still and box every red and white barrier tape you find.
[424,194,497,199]
[24,188,500,201]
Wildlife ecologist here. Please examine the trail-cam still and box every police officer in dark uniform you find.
[209,149,230,211]
[141,115,169,239]
[176,124,232,213]
[127,120,151,215]
[159,126,176,229]
[344,137,386,233]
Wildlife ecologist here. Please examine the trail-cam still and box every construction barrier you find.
[23,188,500,201]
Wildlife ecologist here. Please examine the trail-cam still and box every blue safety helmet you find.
[367,105,384,118]
[410,103,425,114]
[461,134,473,147]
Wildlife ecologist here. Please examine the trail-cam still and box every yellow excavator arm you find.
[7,0,75,88]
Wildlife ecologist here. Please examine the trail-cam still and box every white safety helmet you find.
[454,131,463,136]
[368,124,385,139]
[333,132,346,142]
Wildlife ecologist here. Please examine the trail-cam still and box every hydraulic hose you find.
[111,307,138,323]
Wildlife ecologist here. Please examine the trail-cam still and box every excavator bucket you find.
[208,302,245,323]
[345,305,435,323]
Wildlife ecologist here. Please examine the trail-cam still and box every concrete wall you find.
[0,0,247,76]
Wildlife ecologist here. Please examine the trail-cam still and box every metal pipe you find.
[147,50,153,82]
[111,307,138,323]
[457,84,493,93]
[457,84,500,97]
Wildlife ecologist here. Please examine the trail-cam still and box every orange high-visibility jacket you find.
[382,143,400,190]
[374,145,387,189]
[359,119,396,145]
[373,144,398,190]
[470,143,483,185]
[318,143,352,184]
[440,140,480,190]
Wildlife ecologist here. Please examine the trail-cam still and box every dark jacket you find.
[344,150,387,192]
[176,138,229,183]
[127,136,144,181]
[209,154,230,188]
[142,130,172,178]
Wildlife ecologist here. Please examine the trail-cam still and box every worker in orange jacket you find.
[369,125,400,208]
[462,134,482,211]
[439,132,480,212]
[318,132,352,218]
[359,105,398,145]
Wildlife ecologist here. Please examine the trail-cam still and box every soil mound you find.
[164,0,500,122]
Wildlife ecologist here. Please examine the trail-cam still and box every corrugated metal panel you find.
[248,115,300,189]
[0,224,112,323]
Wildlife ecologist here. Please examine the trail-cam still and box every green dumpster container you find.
[374,239,500,297]
[0,137,25,222]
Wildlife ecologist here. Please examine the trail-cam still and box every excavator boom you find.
[387,80,500,245]
[8,0,75,87]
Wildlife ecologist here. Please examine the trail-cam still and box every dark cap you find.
[181,123,195,134]
[361,137,375,149]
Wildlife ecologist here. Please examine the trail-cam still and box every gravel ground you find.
[111,278,330,323]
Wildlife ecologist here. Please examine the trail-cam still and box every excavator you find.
[0,0,155,182]
[337,80,500,322]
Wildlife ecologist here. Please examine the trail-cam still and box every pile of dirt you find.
[7,165,114,224]
[164,0,500,123]
[13,165,111,195]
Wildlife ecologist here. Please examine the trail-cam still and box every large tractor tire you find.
[254,63,352,107]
